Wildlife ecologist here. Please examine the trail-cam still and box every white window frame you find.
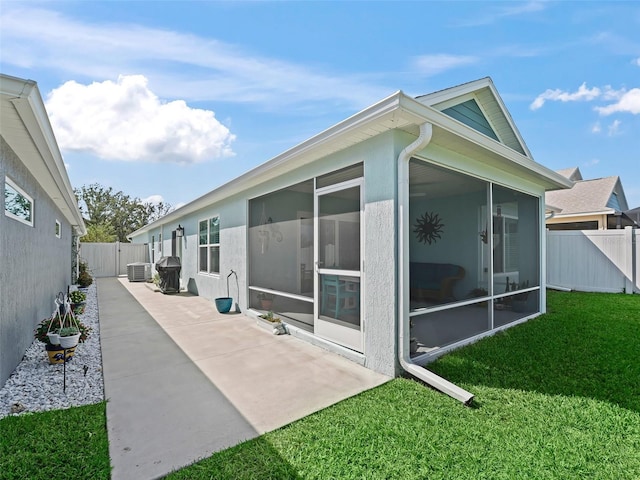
[4,176,34,226]
[198,215,220,275]
[55,220,61,238]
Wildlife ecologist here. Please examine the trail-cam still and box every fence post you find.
[625,226,634,294]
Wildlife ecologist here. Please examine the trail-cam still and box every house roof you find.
[546,168,628,216]
[555,167,583,181]
[415,77,532,158]
[0,74,86,235]
[129,78,571,239]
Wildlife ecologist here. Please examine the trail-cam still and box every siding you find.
[1,136,74,386]
[442,99,499,141]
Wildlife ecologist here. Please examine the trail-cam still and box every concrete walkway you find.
[98,277,390,480]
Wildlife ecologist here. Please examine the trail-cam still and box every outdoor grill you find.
[155,256,181,293]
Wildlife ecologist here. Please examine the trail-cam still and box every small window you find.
[151,235,155,263]
[55,220,61,238]
[199,216,220,274]
[4,177,33,226]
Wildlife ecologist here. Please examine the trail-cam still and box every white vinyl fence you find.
[546,227,639,294]
[79,242,149,277]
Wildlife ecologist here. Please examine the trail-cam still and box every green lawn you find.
[1,291,638,480]
[0,402,110,480]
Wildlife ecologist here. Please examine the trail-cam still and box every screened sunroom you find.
[407,159,541,360]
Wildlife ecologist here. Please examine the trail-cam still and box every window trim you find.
[4,176,34,226]
[198,215,220,275]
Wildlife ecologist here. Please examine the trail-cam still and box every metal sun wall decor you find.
[413,211,445,245]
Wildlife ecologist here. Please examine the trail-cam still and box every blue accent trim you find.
[607,193,621,210]
[442,99,499,141]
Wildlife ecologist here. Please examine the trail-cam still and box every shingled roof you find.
[546,167,628,215]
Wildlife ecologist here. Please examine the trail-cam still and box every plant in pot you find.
[35,315,92,364]
[77,261,93,289]
[69,290,87,315]
[257,292,274,310]
[258,311,285,335]
[59,326,81,348]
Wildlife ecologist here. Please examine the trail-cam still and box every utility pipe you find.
[397,122,475,406]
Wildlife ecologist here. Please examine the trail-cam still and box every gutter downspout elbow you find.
[397,122,474,406]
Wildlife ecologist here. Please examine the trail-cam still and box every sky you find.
[1,1,639,210]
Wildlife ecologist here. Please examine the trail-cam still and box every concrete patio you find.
[98,277,390,480]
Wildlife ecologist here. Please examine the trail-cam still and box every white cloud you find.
[411,54,479,76]
[530,82,601,110]
[0,6,389,110]
[633,58,640,67]
[46,75,235,164]
[455,1,546,27]
[591,122,602,133]
[595,88,640,115]
[583,158,600,167]
[607,119,622,136]
[140,195,165,205]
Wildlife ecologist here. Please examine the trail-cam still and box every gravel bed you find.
[0,282,104,419]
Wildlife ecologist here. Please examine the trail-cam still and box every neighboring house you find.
[546,167,636,230]
[129,77,571,402]
[0,74,86,387]
[624,205,640,226]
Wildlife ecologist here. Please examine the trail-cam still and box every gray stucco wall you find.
[0,136,74,387]
[133,132,405,377]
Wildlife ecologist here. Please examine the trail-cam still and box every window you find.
[158,233,162,255]
[199,216,220,274]
[4,177,33,226]
[55,220,61,238]
[151,235,155,263]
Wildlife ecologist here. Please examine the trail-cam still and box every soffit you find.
[130,90,570,237]
[0,76,86,234]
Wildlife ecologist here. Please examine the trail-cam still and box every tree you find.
[81,222,117,243]
[75,184,172,242]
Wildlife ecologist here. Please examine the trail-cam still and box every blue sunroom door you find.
[314,180,363,352]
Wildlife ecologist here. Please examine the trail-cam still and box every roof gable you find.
[546,176,624,215]
[416,77,530,157]
[556,167,583,181]
[441,99,499,141]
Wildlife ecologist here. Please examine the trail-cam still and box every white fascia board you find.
[415,77,492,105]
[130,91,409,238]
[130,88,570,238]
[2,75,86,235]
[416,77,533,160]
[551,209,615,219]
[397,94,573,191]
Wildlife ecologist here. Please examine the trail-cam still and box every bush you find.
[69,290,86,303]
[77,262,93,288]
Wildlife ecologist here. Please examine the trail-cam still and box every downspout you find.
[397,122,474,405]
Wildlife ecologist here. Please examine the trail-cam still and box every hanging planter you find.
[59,327,81,348]
[34,292,92,364]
